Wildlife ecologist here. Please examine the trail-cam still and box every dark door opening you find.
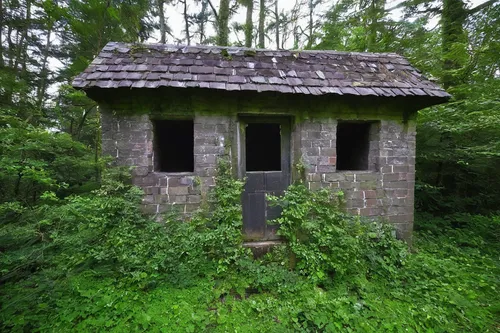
[245,123,281,171]
[241,118,290,241]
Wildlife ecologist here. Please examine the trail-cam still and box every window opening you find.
[336,122,371,171]
[246,123,281,171]
[153,119,194,172]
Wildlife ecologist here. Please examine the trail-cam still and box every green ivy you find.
[1,166,498,332]
[268,184,408,283]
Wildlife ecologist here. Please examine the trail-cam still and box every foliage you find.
[2,169,497,332]
[0,0,499,331]
[198,158,249,273]
[416,78,500,214]
[268,185,408,283]
[0,160,249,330]
[0,115,99,205]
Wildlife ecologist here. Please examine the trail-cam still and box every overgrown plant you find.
[268,185,408,283]
[195,157,249,273]
[1,164,498,332]
[0,119,100,206]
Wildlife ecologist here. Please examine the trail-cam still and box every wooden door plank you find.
[242,193,266,240]
[245,172,265,192]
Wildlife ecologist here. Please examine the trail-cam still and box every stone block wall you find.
[300,118,416,240]
[101,111,230,215]
[98,89,417,240]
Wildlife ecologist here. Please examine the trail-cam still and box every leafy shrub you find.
[0,123,99,206]
[0,159,250,331]
[1,166,498,332]
[268,184,408,283]
[195,158,249,273]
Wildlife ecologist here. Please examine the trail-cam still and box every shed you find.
[73,42,450,242]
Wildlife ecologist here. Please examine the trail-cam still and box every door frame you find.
[237,116,291,180]
[238,115,292,241]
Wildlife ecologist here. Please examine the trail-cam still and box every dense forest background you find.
[1,0,499,211]
[1,0,499,331]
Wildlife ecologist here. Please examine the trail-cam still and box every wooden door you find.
[240,117,290,241]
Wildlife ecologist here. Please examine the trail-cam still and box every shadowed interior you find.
[336,122,371,171]
[154,119,194,172]
[246,123,281,171]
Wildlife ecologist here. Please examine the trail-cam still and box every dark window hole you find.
[153,119,194,172]
[336,122,371,171]
[246,123,281,171]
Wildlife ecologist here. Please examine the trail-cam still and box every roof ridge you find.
[73,41,450,101]
[103,41,405,58]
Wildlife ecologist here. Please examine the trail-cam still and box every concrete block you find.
[311,140,333,148]
[168,186,189,195]
[307,173,321,182]
[317,165,336,173]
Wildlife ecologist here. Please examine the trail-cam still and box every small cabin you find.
[73,42,449,242]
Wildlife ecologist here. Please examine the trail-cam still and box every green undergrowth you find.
[1,162,498,332]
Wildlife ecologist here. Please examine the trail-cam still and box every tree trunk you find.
[14,0,32,121]
[306,0,313,49]
[158,0,166,43]
[37,26,52,111]
[293,25,299,49]
[7,25,14,69]
[217,0,230,46]
[367,0,376,51]
[367,0,386,52]
[0,0,4,68]
[274,0,279,48]
[199,0,208,44]
[258,0,265,48]
[14,0,31,79]
[244,0,254,47]
[182,0,191,45]
[4,25,14,106]
[441,0,467,89]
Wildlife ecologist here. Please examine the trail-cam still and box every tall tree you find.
[243,0,254,47]
[318,0,388,51]
[158,0,167,43]
[274,0,279,48]
[36,0,60,111]
[302,0,324,49]
[398,0,498,88]
[217,0,231,45]
[179,0,192,44]
[0,0,60,123]
[364,0,386,51]
[258,0,266,48]
[283,0,305,49]
[193,0,212,44]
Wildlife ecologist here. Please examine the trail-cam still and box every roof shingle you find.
[72,42,450,99]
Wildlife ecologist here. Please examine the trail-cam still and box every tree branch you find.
[467,0,499,15]
[385,1,442,15]
[385,1,407,12]
[415,7,442,15]
[206,0,218,20]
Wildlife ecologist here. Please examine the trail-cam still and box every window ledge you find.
[335,170,377,174]
[152,171,195,177]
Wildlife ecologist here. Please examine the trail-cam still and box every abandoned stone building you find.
[73,42,450,242]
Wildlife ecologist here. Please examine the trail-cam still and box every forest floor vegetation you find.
[1,164,498,332]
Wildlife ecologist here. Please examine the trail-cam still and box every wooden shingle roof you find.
[73,42,450,99]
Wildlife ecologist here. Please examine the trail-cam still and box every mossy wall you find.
[94,88,417,241]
